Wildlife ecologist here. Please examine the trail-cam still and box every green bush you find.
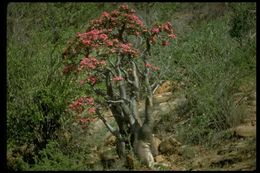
[171,7,255,146]
[30,141,87,171]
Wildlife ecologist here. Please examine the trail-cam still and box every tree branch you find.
[95,107,120,139]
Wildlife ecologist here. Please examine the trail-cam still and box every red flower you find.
[80,57,97,69]
[119,4,129,11]
[151,27,160,34]
[88,107,96,114]
[85,97,94,105]
[99,33,108,40]
[145,63,153,68]
[79,117,89,124]
[102,11,110,18]
[113,76,124,81]
[169,34,176,39]
[111,10,120,17]
[152,66,160,71]
[79,80,85,85]
[82,40,91,46]
[105,40,113,47]
[162,40,170,46]
[87,75,97,85]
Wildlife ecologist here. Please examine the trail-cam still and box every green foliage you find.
[170,7,254,146]
[30,141,87,171]
[229,3,256,45]
[7,2,256,170]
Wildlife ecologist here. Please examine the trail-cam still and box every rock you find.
[104,133,117,146]
[99,148,119,169]
[153,92,173,104]
[151,136,161,156]
[180,145,197,159]
[153,136,161,150]
[154,154,166,163]
[159,137,181,155]
[154,80,173,95]
[234,125,256,137]
[157,95,188,115]
[86,152,99,165]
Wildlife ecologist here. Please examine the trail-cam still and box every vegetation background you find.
[7,2,256,170]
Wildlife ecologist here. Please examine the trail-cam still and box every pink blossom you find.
[102,11,110,18]
[99,33,108,40]
[152,66,160,71]
[112,39,119,44]
[88,107,96,114]
[79,117,90,123]
[79,80,85,85]
[82,40,91,46]
[97,60,107,66]
[145,63,153,68]
[168,34,176,39]
[113,76,124,81]
[87,75,97,85]
[111,10,120,17]
[120,43,131,50]
[119,4,129,11]
[151,27,160,34]
[80,57,96,69]
[162,40,170,46]
[134,31,140,36]
[105,40,113,47]
[85,97,94,105]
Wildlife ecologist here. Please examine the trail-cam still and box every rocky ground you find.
[84,80,256,171]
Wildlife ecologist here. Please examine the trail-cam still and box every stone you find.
[99,148,119,169]
[154,154,166,163]
[157,95,188,115]
[151,136,161,156]
[159,137,181,155]
[234,125,256,137]
[104,133,117,146]
[153,92,173,104]
[154,80,173,95]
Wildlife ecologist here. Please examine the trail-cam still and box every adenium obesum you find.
[63,4,176,129]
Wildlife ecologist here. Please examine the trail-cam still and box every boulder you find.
[151,136,161,156]
[156,95,188,116]
[153,80,173,95]
[159,137,181,155]
[154,154,166,163]
[233,125,256,137]
[153,92,173,104]
[104,133,117,146]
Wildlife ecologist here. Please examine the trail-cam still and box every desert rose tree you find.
[62,4,176,166]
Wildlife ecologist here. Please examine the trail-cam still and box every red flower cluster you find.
[151,27,160,34]
[87,75,97,85]
[113,76,124,81]
[162,40,170,47]
[79,56,106,70]
[145,63,160,71]
[77,116,95,129]
[119,43,138,56]
[77,29,108,48]
[119,4,129,11]
[124,13,144,28]
[79,75,97,85]
[69,96,96,114]
[150,22,176,46]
